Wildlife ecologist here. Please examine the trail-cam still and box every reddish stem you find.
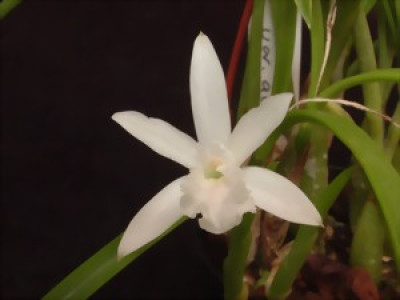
[226,0,254,103]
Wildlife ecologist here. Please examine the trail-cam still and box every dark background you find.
[1,1,245,299]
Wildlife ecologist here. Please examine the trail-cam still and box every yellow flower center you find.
[204,158,223,179]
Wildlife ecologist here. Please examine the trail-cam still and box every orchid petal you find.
[243,166,322,226]
[190,33,231,145]
[118,176,186,258]
[112,111,197,168]
[227,93,293,165]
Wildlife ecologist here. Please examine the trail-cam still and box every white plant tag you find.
[260,0,275,101]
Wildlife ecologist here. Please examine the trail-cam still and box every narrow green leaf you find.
[237,0,265,119]
[43,218,187,300]
[377,2,396,105]
[270,0,297,94]
[380,0,400,72]
[396,0,400,27]
[353,9,384,142]
[393,145,400,173]
[255,108,400,270]
[308,0,325,97]
[268,168,353,299]
[295,0,312,28]
[223,213,255,300]
[382,0,398,45]
[277,110,400,271]
[362,0,377,13]
[319,0,362,90]
[0,0,21,19]
[319,68,400,98]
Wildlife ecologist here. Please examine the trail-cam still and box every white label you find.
[260,0,275,101]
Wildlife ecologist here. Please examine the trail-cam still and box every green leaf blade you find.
[43,218,186,300]
[283,110,400,271]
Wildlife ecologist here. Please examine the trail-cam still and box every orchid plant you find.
[112,33,321,258]
[40,0,400,299]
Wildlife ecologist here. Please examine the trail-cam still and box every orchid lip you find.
[204,168,223,179]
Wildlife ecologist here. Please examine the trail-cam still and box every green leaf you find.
[43,218,186,300]
[319,0,362,90]
[295,0,312,28]
[273,109,400,271]
[377,3,396,105]
[223,213,255,300]
[393,145,400,173]
[353,9,384,142]
[308,0,325,97]
[351,200,385,282]
[319,68,400,98]
[270,0,297,94]
[236,0,265,119]
[396,0,400,27]
[0,0,21,19]
[362,0,377,13]
[268,168,353,299]
[382,0,399,45]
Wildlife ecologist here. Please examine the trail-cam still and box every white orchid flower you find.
[112,33,322,258]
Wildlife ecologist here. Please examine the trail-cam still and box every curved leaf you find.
[319,68,400,98]
[259,109,400,271]
[43,218,186,300]
[295,0,311,28]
